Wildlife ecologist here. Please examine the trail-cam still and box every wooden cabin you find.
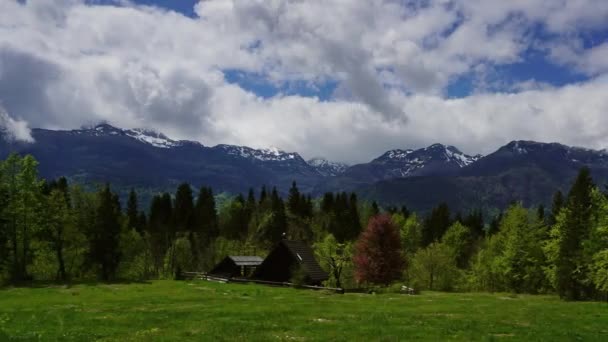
[208,256,264,279]
[253,240,329,286]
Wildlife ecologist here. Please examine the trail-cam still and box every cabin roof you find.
[227,256,264,266]
[281,240,328,283]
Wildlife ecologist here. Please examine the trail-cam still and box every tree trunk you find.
[56,241,67,282]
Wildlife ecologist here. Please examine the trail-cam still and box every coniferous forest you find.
[1,153,607,301]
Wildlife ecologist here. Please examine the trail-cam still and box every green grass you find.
[0,280,607,341]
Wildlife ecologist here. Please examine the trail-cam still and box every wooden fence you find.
[181,271,345,294]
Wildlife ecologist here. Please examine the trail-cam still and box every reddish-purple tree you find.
[353,214,404,285]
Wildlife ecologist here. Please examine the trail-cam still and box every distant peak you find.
[216,144,302,162]
[307,157,349,176]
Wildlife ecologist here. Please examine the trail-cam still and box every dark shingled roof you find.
[281,240,329,283]
[228,256,264,266]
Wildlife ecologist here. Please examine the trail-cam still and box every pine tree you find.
[259,186,268,205]
[549,190,564,225]
[546,168,595,300]
[43,190,73,281]
[287,181,301,216]
[270,187,287,243]
[220,195,249,240]
[126,189,141,233]
[537,204,545,223]
[422,203,451,246]
[89,184,122,281]
[174,183,195,233]
[353,214,404,285]
[348,193,362,240]
[321,192,334,213]
[371,201,380,216]
[462,209,484,239]
[194,186,218,243]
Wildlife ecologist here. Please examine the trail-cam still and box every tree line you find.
[0,154,607,301]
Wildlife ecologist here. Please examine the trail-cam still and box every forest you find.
[1,153,607,301]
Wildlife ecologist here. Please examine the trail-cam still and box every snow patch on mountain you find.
[215,144,301,162]
[307,157,349,176]
[126,129,180,148]
[73,124,202,148]
[371,143,483,178]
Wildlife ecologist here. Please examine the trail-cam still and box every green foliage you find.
[410,242,460,291]
[422,203,451,246]
[163,236,193,279]
[314,234,353,289]
[471,204,548,293]
[545,168,595,300]
[88,184,122,281]
[441,221,472,269]
[1,154,607,303]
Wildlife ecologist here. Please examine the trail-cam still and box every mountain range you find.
[1,124,607,213]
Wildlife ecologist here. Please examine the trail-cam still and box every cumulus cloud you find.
[0,0,607,162]
[0,105,33,142]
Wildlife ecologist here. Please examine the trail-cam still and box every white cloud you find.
[0,104,33,142]
[0,0,607,162]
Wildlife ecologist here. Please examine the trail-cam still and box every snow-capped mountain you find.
[0,123,325,195]
[461,140,608,178]
[6,123,608,214]
[307,158,349,177]
[316,143,483,194]
[71,123,197,149]
[370,143,482,178]
[214,144,302,162]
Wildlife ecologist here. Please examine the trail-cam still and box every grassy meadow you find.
[0,280,607,341]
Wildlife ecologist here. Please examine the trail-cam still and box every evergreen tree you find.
[147,193,173,274]
[174,183,195,233]
[537,204,546,223]
[194,186,219,242]
[126,189,141,233]
[549,190,564,225]
[259,186,268,205]
[219,195,249,240]
[89,184,122,281]
[462,209,484,239]
[348,193,362,240]
[287,181,301,216]
[422,203,451,246]
[488,212,503,236]
[546,168,595,300]
[371,201,380,216]
[42,190,74,281]
[321,192,334,213]
[499,205,547,293]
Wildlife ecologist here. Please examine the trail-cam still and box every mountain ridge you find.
[3,124,608,213]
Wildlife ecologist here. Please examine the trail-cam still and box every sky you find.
[1,0,608,163]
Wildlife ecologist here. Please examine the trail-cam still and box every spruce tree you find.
[547,167,595,300]
[549,190,564,225]
[126,189,141,233]
[287,181,301,216]
[321,192,334,213]
[89,184,121,281]
[174,183,195,233]
[194,186,218,242]
[422,203,451,246]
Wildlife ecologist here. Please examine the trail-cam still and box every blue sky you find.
[2,0,608,162]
